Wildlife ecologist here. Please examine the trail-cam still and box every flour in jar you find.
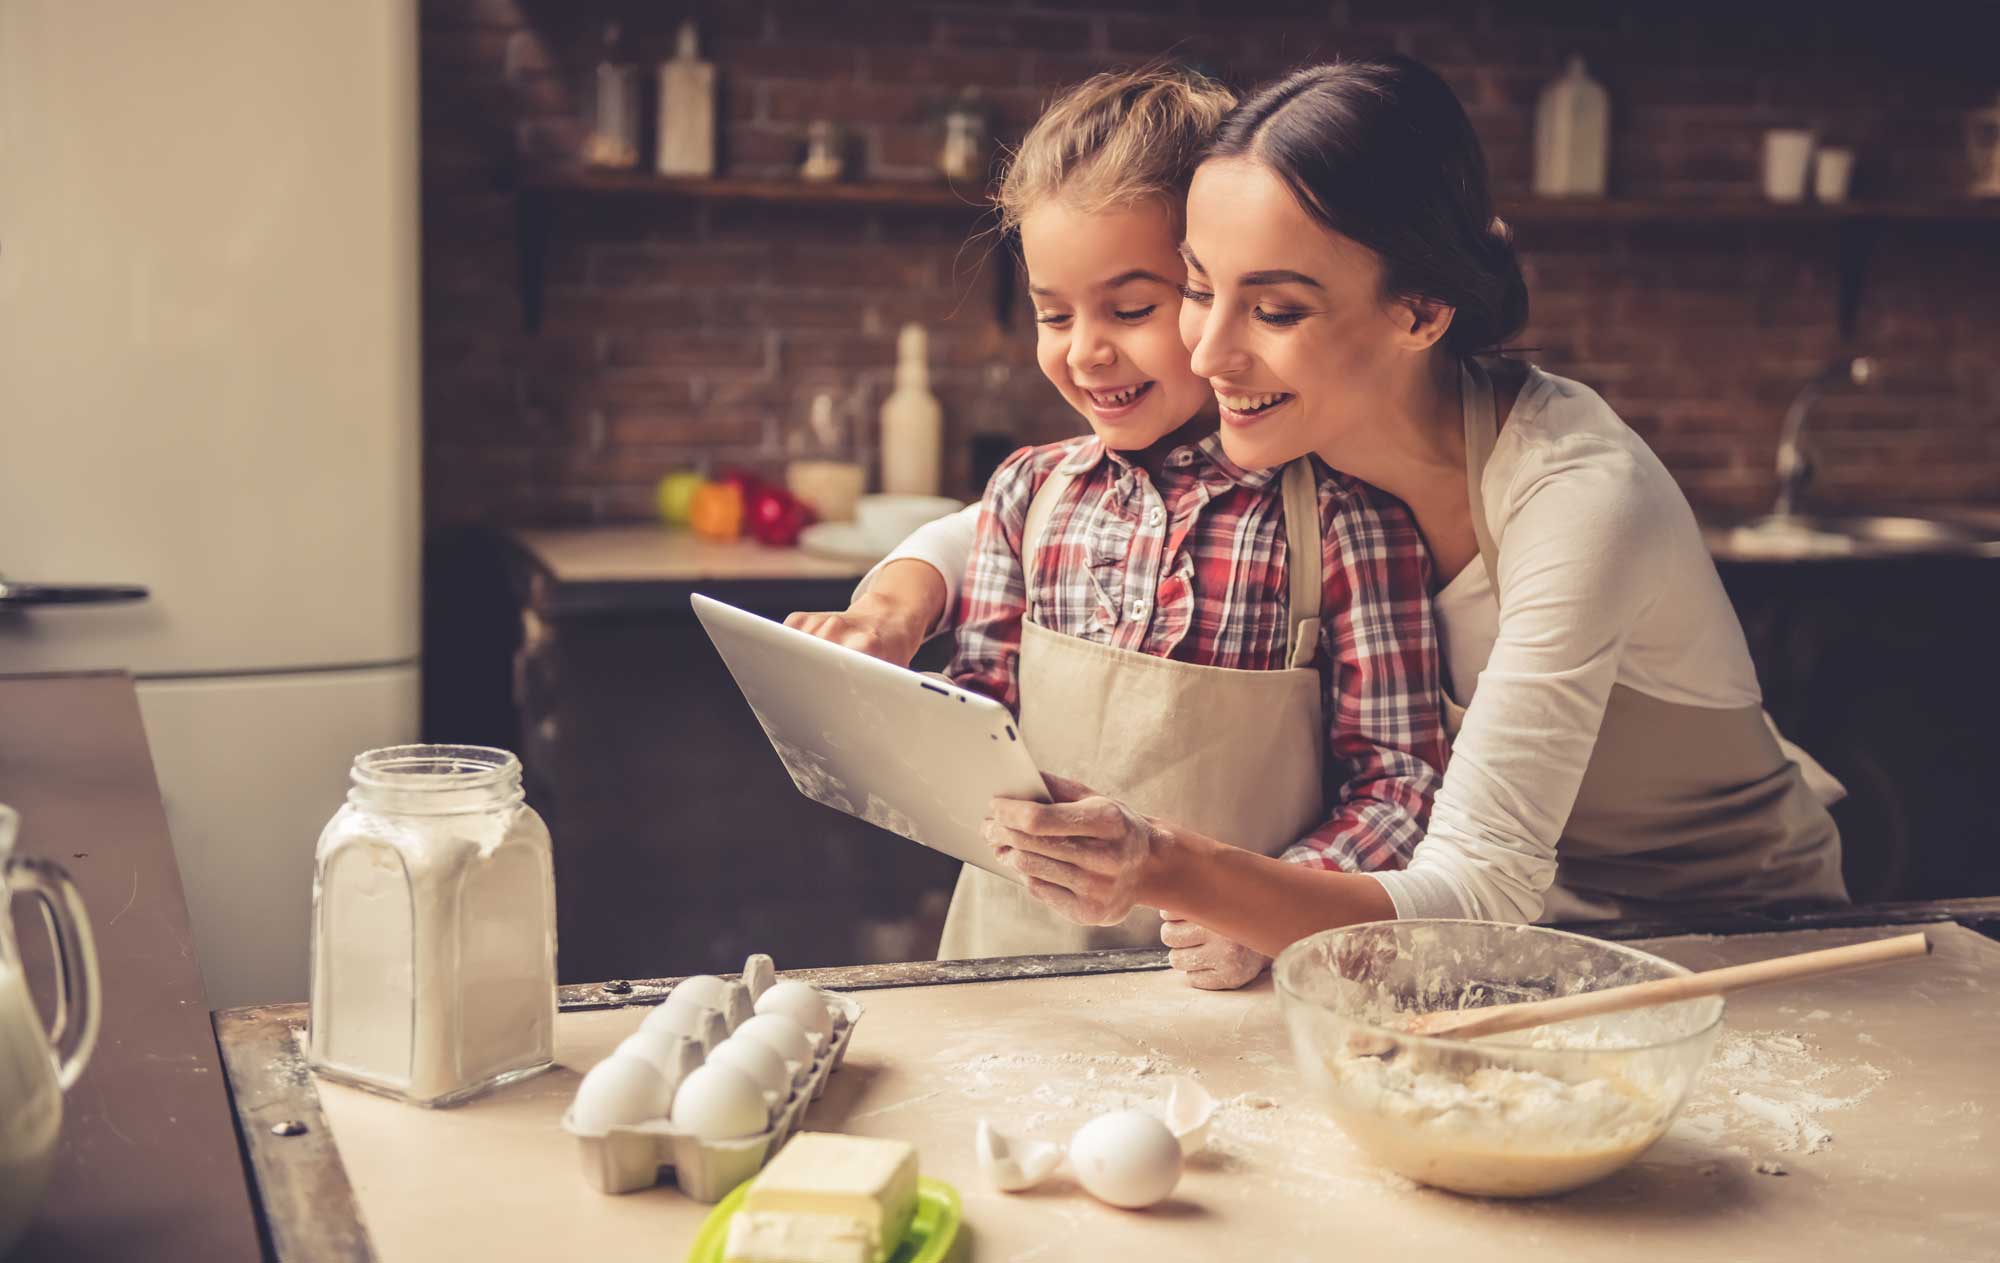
[307,747,557,1107]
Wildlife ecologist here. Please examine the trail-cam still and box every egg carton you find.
[560,953,863,1202]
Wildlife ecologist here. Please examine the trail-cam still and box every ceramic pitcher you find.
[0,805,102,1255]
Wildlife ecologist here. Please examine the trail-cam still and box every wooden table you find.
[218,901,2000,1262]
[0,672,262,1262]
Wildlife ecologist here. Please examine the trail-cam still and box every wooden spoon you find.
[1399,930,1932,1043]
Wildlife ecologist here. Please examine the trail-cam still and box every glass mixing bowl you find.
[1274,920,1722,1197]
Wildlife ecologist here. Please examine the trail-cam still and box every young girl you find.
[792,67,1448,982]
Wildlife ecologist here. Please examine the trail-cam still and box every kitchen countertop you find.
[506,526,874,617]
[218,903,2000,1262]
[0,671,262,1263]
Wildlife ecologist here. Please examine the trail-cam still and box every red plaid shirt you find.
[948,432,1449,874]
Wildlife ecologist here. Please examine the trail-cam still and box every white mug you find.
[1763,129,1816,203]
[0,805,102,1255]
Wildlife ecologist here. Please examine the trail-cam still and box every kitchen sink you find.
[1704,512,2000,561]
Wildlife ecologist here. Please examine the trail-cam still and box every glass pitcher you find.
[0,804,103,1255]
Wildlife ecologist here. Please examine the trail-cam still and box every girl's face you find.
[1177,158,1420,471]
[1019,198,1214,451]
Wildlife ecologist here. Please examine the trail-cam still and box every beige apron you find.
[1444,358,1848,922]
[936,458,1329,958]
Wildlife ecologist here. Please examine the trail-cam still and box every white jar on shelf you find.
[307,745,556,1108]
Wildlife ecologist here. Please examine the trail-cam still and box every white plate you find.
[796,522,888,565]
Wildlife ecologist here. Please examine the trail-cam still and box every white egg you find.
[617,1028,700,1089]
[754,980,835,1044]
[733,1012,815,1068]
[664,974,731,1019]
[669,1062,770,1141]
[1068,1111,1183,1209]
[705,1034,796,1100]
[570,1053,672,1131]
[640,999,728,1050]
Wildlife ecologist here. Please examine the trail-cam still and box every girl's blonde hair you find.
[996,65,1237,233]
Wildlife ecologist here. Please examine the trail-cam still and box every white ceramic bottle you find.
[656,20,716,178]
[878,323,943,496]
[1533,56,1609,197]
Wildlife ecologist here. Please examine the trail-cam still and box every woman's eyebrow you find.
[1177,243,1207,275]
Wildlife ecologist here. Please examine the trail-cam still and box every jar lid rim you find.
[350,744,522,791]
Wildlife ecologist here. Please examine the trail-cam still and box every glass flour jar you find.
[307,745,556,1107]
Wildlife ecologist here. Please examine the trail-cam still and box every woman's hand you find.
[784,560,946,668]
[1160,917,1268,990]
[985,775,1168,926]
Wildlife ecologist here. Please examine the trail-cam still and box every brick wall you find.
[422,0,2000,524]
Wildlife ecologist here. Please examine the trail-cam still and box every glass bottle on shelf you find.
[582,23,640,169]
[307,745,556,1108]
[938,89,987,183]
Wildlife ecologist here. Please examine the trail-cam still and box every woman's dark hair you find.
[1206,55,1529,356]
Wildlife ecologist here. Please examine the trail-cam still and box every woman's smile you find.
[1213,388,1295,427]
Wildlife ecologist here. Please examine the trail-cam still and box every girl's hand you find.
[785,591,929,667]
[985,774,1165,926]
[1160,917,1268,990]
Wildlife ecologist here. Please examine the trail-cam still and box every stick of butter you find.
[724,1211,873,1263]
[738,1133,919,1263]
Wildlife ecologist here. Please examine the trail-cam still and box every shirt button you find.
[1171,449,1193,467]
[1147,507,1165,526]
[1129,599,1149,620]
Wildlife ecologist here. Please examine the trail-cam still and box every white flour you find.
[1670,1027,1887,1156]
[309,810,555,1105]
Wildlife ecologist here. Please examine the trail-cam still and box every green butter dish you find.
[686,1175,963,1263]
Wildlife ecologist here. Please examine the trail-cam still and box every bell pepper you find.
[688,481,744,540]
[745,483,818,548]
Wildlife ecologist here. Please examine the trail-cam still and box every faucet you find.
[1772,355,1877,519]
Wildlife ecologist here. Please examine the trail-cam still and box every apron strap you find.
[1021,462,1079,594]
[1460,356,1502,593]
[1279,458,1323,669]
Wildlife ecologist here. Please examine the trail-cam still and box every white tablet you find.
[691,593,1045,882]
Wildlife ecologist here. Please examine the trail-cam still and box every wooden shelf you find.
[1502,196,2000,225]
[512,172,2000,334]
[514,171,998,330]
[523,170,988,210]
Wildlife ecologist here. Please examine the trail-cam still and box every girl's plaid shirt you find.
[949,432,1450,874]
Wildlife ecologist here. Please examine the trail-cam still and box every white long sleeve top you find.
[866,367,1820,923]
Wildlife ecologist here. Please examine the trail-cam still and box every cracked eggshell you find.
[1068,1111,1183,1210]
[1165,1075,1217,1156]
[571,1053,674,1131]
[754,980,835,1044]
[975,1119,1064,1193]
[669,1062,771,1141]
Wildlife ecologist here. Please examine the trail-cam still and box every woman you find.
[798,56,1846,983]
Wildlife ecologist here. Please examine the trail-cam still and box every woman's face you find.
[1019,198,1214,450]
[1178,158,1419,471]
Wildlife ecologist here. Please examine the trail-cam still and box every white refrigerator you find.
[0,0,421,1008]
